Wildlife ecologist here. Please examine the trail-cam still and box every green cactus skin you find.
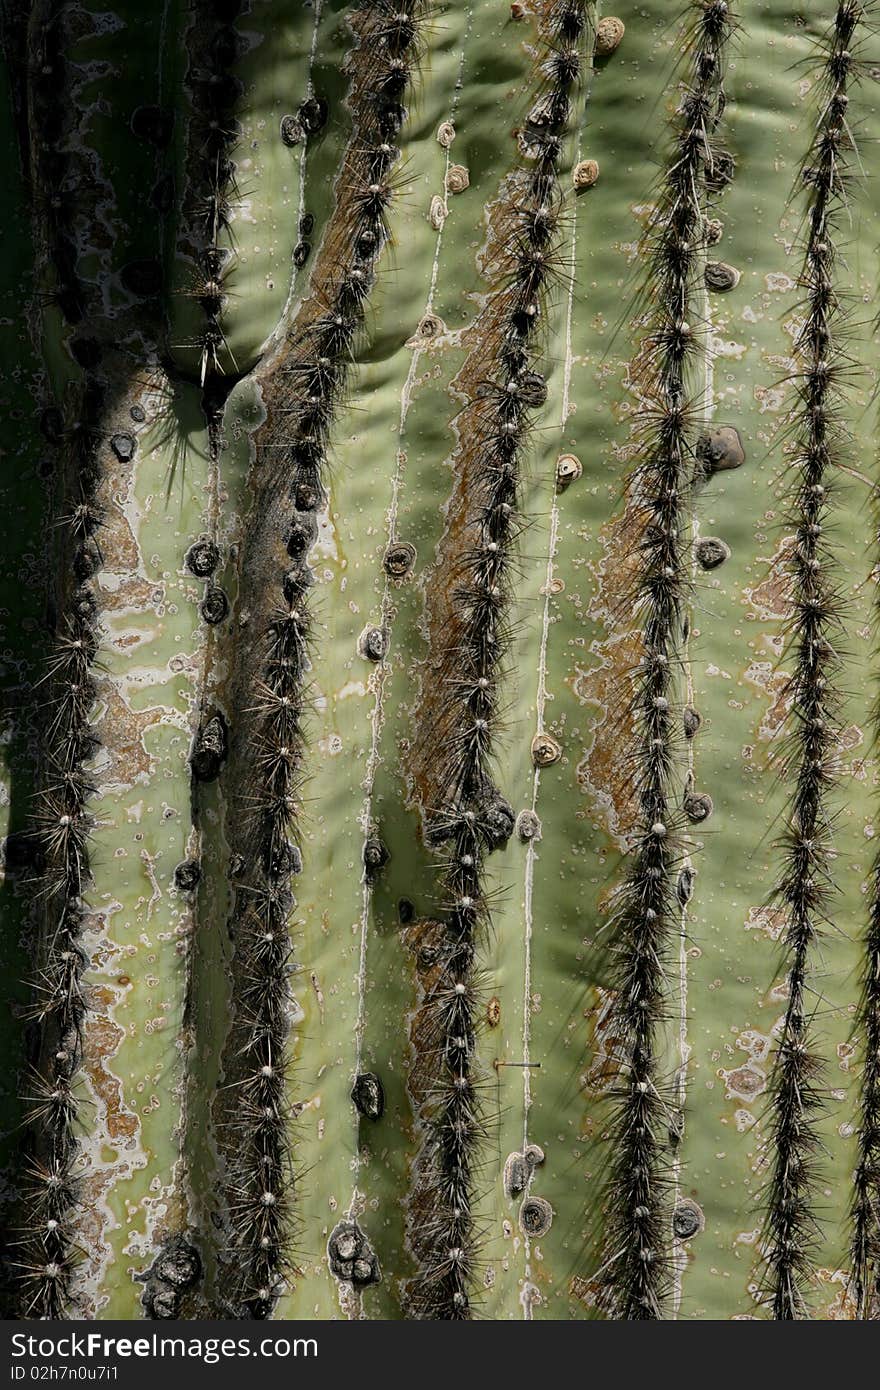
[4,0,880,1322]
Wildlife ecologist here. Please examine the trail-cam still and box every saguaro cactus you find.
[2,0,880,1322]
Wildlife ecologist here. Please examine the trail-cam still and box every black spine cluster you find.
[408,0,588,1321]
[18,376,106,1318]
[597,1,734,1321]
[221,0,428,1318]
[762,0,869,1322]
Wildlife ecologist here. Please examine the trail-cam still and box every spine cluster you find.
[763,0,867,1322]
[598,0,734,1320]
[221,0,428,1318]
[408,0,589,1320]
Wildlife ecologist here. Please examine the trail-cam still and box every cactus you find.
[2,0,880,1322]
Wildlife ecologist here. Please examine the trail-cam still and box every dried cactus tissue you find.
[2,0,880,1325]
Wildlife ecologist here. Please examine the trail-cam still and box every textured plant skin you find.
[3,0,880,1323]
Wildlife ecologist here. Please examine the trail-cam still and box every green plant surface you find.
[4,0,880,1323]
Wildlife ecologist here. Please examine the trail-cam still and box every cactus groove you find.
[3,0,880,1323]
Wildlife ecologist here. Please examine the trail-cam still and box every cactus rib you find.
[19,385,105,1319]
[215,0,431,1317]
[596,0,735,1320]
[15,2,117,1315]
[851,819,880,1315]
[514,5,601,1319]
[406,0,591,1320]
[760,0,869,1320]
[844,11,880,1321]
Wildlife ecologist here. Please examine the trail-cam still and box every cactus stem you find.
[852,287,880,1310]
